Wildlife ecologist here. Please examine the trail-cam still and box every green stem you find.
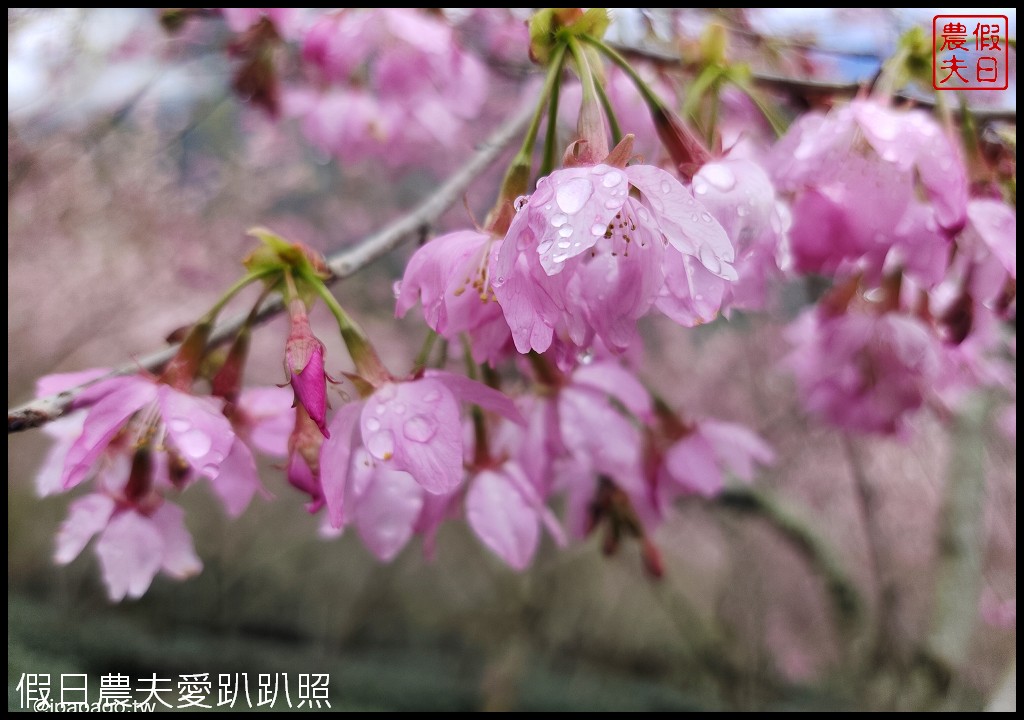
[201,270,272,324]
[582,35,665,112]
[501,43,568,193]
[594,78,623,147]
[461,335,490,466]
[306,276,390,386]
[540,67,563,177]
[412,329,439,374]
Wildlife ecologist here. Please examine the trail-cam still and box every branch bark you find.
[8,102,533,434]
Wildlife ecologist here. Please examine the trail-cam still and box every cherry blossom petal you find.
[157,386,234,478]
[150,503,202,579]
[355,468,424,562]
[467,468,540,570]
[320,401,363,528]
[62,377,157,490]
[95,511,164,602]
[54,494,116,565]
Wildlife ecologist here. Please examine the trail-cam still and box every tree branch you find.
[8,102,534,434]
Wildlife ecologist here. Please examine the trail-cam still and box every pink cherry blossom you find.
[771,99,967,286]
[292,8,487,169]
[786,310,942,436]
[395,229,511,365]
[491,163,735,353]
[319,371,521,561]
[60,374,235,492]
[660,419,775,498]
[221,8,298,37]
[55,495,201,602]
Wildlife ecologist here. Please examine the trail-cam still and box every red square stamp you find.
[933,14,1010,90]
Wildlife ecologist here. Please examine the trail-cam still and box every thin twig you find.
[7,102,533,434]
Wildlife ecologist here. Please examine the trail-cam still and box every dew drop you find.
[177,429,212,460]
[552,252,570,263]
[555,177,593,214]
[558,226,573,238]
[168,418,191,433]
[367,430,395,460]
[690,213,700,222]
[605,199,622,209]
[557,240,571,249]
[660,180,672,194]
[366,417,382,432]
[693,179,709,195]
[701,164,736,191]
[700,211,713,223]
[591,222,607,236]
[403,415,437,443]
[376,384,397,401]
[201,462,220,476]
[601,170,623,188]
[423,390,442,403]
[737,205,749,218]
[375,405,386,416]
[550,213,569,228]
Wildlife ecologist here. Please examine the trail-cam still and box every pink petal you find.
[355,468,424,562]
[626,164,735,277]
[237,386,295,457]
[95,510,164,602]
[467,468,540,570]
[210,439,262,517]
[559,386,644,496]
[320,401,363,528]
[701,420,775,483]
[572,362,652,422]
[664,433,723,497]
[658,251,727,326]
[361,380,464,494]
[968,199,1016,278]
[62,377,157,490]
[529,165,627,275]
[54,494,116,564]
[289,343,329,437]
[149,503,202,579]
[37,416,85,497]
[425,370,525,424]
[157,387,234,478]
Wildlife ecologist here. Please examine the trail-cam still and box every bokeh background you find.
[8,8,1016,711]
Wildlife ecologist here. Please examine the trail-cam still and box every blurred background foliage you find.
[8,8,1016,711]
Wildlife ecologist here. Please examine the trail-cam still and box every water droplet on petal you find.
[605,198,622,210]
[392,280,402,299]
[403,415,437,443]
[558,226,573,238]
[690,213,700,222]
[178,429,212,460]
[201,462,219,476]
[555,177,593,214]
[737,205,749,218]
[168,418,191,433]
[423,390,441,403]
[376,384,397,401]
[375,405,386,416]
[552,252,570,263]
[537,240,554,254]
[367,430,395,460]
[693,179,709,195]
[591,222,607,236]
[557,240,571,249]
[700,211,713,223]
[701,164,736,191]
[601,170,623,188]
[366,417,382,432]
[660,180,672,194]
[551,213,569,228]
